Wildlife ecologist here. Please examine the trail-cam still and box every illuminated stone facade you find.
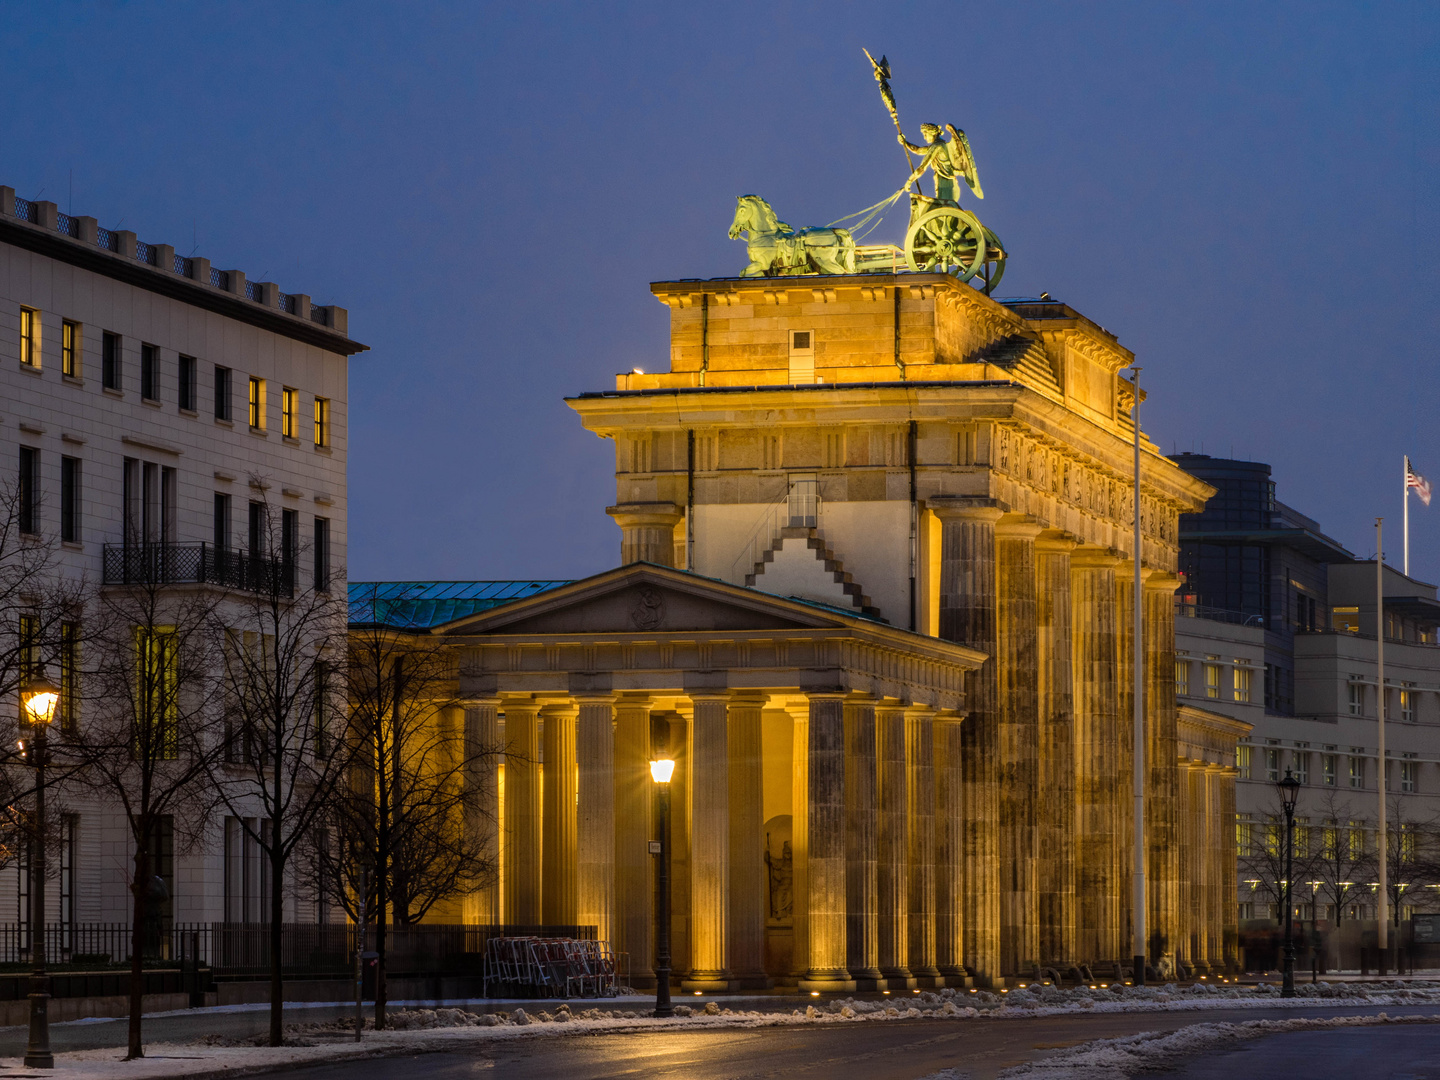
[436,272,1246,986]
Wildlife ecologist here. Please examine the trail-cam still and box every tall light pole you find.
[1376,518,1389,976]
[21,667,60,1071]
[650,757,675,1019]
[1277,768,1300,997]
[1131,366,1146,987]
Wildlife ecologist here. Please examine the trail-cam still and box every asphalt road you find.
[1169,1025,1440,1079]
[253,1004,1440,1080]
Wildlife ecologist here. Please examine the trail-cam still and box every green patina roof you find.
[348,580,572,631]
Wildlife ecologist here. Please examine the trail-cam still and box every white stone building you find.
[0,185,364,935]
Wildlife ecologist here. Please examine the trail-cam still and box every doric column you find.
[1180,762,1205,973]
[684,692,732,990]
[1145,573,1181,969]
[905,706,940,985]
[605,502,683,567]
[464,699,501,924]
[996,515,1042,977]
[789,702,811,983]
[1206,765,1225,972]
[1035,532,1076,966]
[728,693,771,989]
[613,696,654,986]
[1070,547,1120,967]
[1220,765,1239,973]
[576,694,616,945]
[801,692,854,991]
[844,695,881,988]
[1114,559,1135,971]
[933,499,1003,985]
[541,701,579,925]
[876,701,914,987]
[933,713,965,982]
[502,699,542,924]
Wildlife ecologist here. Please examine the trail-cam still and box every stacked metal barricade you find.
[483,936,617,998]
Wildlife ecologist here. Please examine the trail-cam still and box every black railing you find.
[102,543,294,597]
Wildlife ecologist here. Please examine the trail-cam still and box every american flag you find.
[1407,457,1432,506]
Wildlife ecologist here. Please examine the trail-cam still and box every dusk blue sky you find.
[4,3,1437,583]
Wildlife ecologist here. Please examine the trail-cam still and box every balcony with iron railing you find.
[102,543,294,597]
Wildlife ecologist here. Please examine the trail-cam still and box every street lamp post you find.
[650,758,675,1019]
[21,667,60,1070]
[1277,767,1301,998]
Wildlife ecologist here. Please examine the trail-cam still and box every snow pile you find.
[996,1013,1439,1079]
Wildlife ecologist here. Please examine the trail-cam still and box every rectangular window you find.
[1332,606,1360,633]
[313,517,330,591]
[248,376,265,429]
[282,508,298,591]
[1348,680,1363,716]
[178,355,197,411]
[102,331,121,390]
[59,620,79,735]
[145,816,175,924]
[140,343,159,401]
[61,320,79,378]
[17,613,36,723]
[1174,658,1189,697]
[59,814,77,944]
[135,627,179,760]
[1236,744,1251,780]
[1349,755,1365,789]
[1265,746,1281,783]
[313,659,330,759]
[1233,663,1252,703]
[1235,814,1253,856]
[60,455,80,543]
[213,492,231,551]
[18,446,38,535]
[1204,656,1221,699]
[281,387,298,439]
[214,366,232,420]
[1402,685,1415,723]
[1322,753,1337,787]
[313,397,330,448]
[788,328,816,385]
[1294,817,1310,858]
[1293,752,1309,786]
[1347,820,1366,861]
[1402,759,1417,794]
[19,307,38,367]
[249,500,266,554]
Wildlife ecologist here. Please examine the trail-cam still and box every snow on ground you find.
[990,1012,1440,1079]
[9,982,1440,1079]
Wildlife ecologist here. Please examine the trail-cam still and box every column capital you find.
[606,501,683,528]
[501,695,541,715]
[903,703,938,721]
[1144,570,1183,592]
[539,699,579,719]
[995,514,1044,540]
[926,496,1006,523]
[805,690,850,702]
[1070,544,1121,569]
[1034,529,1080,555]
[572,692,618,705]
[933,710,966,727]
[458,696,502,709]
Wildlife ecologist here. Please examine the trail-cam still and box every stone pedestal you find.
[800,692,855,992]
[502,700,542,924]
[576,695,616,944]
[683,693,733,991]
[613,696,654,986]
[876,702,914,988]
[728,694,771,989]
[541,702,579,925]
[935,499,1003,985]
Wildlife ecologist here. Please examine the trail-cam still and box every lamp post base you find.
[1132,954,1146,986]
[24,986,53,1069]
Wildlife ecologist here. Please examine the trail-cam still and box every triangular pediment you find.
[437,563,851,637]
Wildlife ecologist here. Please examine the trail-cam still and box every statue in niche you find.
[764,834,793,921]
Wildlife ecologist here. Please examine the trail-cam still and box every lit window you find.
[1265,747,1280,783]
[1347,820,1366,860]
[1293,818,1310,858]
[1174,658,1190,697]
[1233,663,1252,703]
[1401,685,1415,723]
[248,377,266,429]
[1204,656,1221,699]
[1322,753,1336,787]
[281,387,298,439]
[1236,744,1251,780]
[1349,756,1365,789]
[19,307,38,367]
[1235,814,1253,856]
[1292,752,1308,786]
[1332,606,1360,633]
[313,397,330,448]
[61,320,79,377]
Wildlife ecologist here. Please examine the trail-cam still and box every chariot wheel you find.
[905,206,988,281]
[976,226,1007,294]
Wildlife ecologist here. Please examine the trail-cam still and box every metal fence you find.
[102,543,294,597]
[0,923,597,978]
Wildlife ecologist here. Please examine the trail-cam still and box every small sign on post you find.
[648,841,662,855]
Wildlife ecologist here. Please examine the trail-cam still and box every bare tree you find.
[1359,795,1440,933]
[1238,790,1319,921]
[312,584,494,1029]
[64,566,226,1059]
[207,489,347,1047]
[1309,788,1368,928]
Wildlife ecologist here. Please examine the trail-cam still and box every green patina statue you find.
[728,52,1006,291]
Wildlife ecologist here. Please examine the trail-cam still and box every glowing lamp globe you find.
[22,670,60,726]
[650,758,676,784]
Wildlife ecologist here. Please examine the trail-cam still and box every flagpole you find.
[1404,457,1410,576]
[1377,517,1389,974]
